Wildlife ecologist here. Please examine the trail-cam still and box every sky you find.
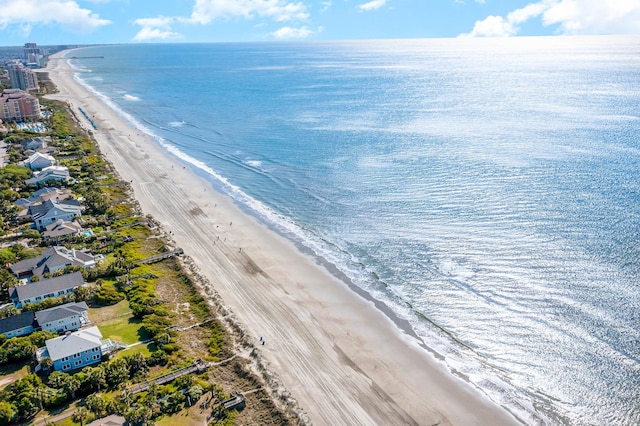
[0,0,639,45]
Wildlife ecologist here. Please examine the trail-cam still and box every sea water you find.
[68,36,640,425]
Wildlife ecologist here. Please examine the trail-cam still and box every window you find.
[93,354,100,360]
[73,353,80,358]
[63,364,70,370]
[74,360,82,366]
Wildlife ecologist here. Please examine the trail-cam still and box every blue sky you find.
[0,0,639,45]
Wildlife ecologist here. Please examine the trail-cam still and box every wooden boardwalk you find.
[137,247,184,265]
[129,359,208,394]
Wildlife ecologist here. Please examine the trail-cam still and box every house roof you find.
[25,166,69,185]
[45,326,102,361]
[25,152,55,168]
[43,220,83,238]
[15,189,75,208]
[32,203,82,223]
[86,415,126,426]
[8,271,85,302]
[0,311,35,334]
[20,136,50,149]
[35,301,88,325]
[11,246,94,277]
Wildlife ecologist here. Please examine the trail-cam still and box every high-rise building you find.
[24,43,42,67]
[8,63,39,91]
[0,89,41,122]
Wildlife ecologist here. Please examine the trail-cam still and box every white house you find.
[25,152,55,170]
[29,200,83,231]
[25,165,70,187]
[37,326,105,372]
[35,301,89,334]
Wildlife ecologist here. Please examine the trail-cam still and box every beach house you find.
[0,311,35,338]
[10,246,96,279]
[20,136,50,151]
[36,326,104,372]
[25,152,56,170]
[35,301,89,334]
[26,199,82,231]
[8,272,87,308]
[42,220,87,242]
[14,187,75,208]
[25,165,70,187]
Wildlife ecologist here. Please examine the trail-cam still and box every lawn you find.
[89,299,131,323]
[97,314,149,345]
[112,341,156,359]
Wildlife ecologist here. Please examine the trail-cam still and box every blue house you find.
[37,326,105,372]
[0,311,35,338]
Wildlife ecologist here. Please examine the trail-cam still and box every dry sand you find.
[43,50,521,426]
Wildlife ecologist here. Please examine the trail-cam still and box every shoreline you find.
[43,49,521,425]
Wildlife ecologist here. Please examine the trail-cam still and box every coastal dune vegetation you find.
[0,77,296,426]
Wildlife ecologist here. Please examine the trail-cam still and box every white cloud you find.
[543,0,640,34]
[270,25,313,38]
[463,1,552,37]
[188,0,310,24]
[321,1,332,12]
[463,0,640,37]
[358,0,387,11]
[132,16,182,41]
[0,0,111,34]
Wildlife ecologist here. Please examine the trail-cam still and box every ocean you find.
[68,36,640,425]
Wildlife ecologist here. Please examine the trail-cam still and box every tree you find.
[86,365,106,391]
[125,405,153,426]
[47,371,70,390]
[126,353,148,378]
[72,407,89,426]
[186,385,203,406]
[0,401,16,426]
[73,285,91,302]
[39,356,53,373]
[85,393,107,418]
[105,358,129,387]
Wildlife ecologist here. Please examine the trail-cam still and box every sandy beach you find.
[43,50,520,426]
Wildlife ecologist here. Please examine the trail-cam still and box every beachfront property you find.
[0,311,36,338]
[7,62,39,91]
[23,199,82,231]
[35,301,89,334]
[10,247,96,279]
[0,89,41,122]
[24,152,55,170]
[42,220,88,242]
[36,326,105,372]
[20,136,50,151]
[8,271,86,308]
[14,187,75,208]
[25,165,70,187]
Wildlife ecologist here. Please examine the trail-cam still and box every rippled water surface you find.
[71,36,640,424]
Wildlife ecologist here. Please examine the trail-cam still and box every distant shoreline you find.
[44,49,521,425]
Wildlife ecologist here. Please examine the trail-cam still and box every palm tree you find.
[72,407,89,426]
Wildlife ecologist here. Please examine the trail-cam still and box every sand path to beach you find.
[43,50,520,426]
